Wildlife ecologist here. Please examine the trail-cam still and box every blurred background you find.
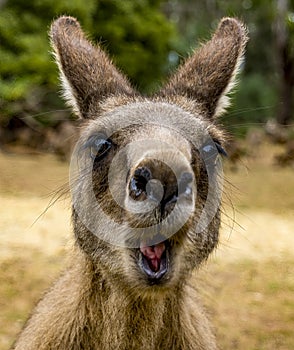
[0,1,293,349]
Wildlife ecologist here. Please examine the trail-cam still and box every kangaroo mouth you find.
[137,241,170,283]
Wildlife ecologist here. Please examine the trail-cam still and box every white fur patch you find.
[52,49,81,118]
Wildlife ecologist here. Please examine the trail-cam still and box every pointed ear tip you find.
[50,16,80,39]
[219,17,244,28]
[218,17,248,41]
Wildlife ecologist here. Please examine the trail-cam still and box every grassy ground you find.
[0,142,293,349]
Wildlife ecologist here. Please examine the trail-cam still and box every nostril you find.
[134,167,151,181]
[178,172,193,196]
[129,167,152,201]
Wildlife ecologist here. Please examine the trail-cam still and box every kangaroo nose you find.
[129,164,193,212]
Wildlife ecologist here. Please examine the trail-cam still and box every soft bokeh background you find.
[0,1,294,349]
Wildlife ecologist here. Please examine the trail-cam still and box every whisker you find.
[20,109,72,120]
[222,104,277,118]
[30,164,94,227]
[30,183,70,227]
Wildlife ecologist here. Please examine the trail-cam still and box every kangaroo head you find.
[50,16,247,294]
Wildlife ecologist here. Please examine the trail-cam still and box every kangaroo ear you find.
[160,18,248,119]
[50,16,135,118]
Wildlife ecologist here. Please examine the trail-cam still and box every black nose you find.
[129,164,193,213]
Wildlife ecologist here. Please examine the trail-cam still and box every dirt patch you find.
[0,195,71,258]
[218,210,294,262]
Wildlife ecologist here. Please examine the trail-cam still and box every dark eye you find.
[85,134,112,160]
[214,142,227,157]
[201,140,227,164]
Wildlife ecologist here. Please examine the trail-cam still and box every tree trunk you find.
[275,0,294,125]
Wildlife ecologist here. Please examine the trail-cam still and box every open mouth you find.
[137,240,170,283]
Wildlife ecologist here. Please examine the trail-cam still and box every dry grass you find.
[0,253,64,349]
[0,143,293,349]
[198,257,294,350]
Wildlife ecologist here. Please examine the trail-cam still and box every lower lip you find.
[138,248,170,283]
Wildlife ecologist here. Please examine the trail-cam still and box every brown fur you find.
[12,16,248,350]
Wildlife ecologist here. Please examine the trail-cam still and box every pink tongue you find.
[140,242,165,272]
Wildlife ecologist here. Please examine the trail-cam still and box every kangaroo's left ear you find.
[159,18,248,119]
[50,16,135,119]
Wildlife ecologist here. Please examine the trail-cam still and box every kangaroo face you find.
[50,17,247,293]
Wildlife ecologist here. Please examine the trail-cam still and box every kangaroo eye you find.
[85,134,112,160]
[202,141,227,158]
[201,141,227,165]
[214,142,227,157]
[202,144,218,162]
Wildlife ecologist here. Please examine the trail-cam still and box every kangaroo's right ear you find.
[159,18,248,119]
[50,16,135,118]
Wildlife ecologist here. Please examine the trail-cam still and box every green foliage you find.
[0,0,176,125]
[91,0,176,92]
[221,73,279,137]
[1,0,294,133]
[164,0,294,134]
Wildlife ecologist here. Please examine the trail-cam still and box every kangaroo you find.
[12,16,247,350]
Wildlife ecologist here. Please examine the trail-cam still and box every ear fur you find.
[50,16,135,118]
[159,18,248,119]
